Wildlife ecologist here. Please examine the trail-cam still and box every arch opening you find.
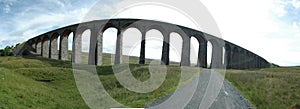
[81,29,91,64]
[145,29,164,64]
[190,36,199,66]
[169,32,182,65]
[222,47,225,65]
[103,27,118,65]
[59,30,72,61]
[122,27,142,64]
[68,32,74,61]
[57,35,61,60]
[207,41,213,68]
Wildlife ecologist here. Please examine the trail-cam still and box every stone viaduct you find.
[23,19,270,69]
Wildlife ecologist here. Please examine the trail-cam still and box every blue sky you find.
[0,0,99,47]
[0,0,300,66]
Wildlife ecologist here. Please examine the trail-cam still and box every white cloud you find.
[2,0,299,66]
[199,0,300,66]
[3,4,11,13]
[13,8,89,40]
[0,0,93,49]
[1,0,16,13]
[292,0,300,9]
[84,0,299,66]
[272,0,288,17]
[113,4,199,30]
[103,28,118,54]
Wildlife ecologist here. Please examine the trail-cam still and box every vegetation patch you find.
[226,67,300,109]
[0,56,200,108]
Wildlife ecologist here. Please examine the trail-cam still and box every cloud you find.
[272,0,288,17]
[0,0,16,13]
[1,0,299,66]
[200,0,300,66]
[292,0,300,9]
[79,0,300,66]
[3,4,11,13]
[0,0,97,49]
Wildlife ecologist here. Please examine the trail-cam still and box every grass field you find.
[226,67,300,109]
[0,54,201,108]
[1,53,299,108]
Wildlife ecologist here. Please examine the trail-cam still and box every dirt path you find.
[146,69,253,109]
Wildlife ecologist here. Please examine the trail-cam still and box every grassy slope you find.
[226,67,300,109]
[0,54,201,108]
[2,53,299,108]
[0,57,87,108]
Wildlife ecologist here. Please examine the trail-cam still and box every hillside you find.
[226,67,300,108]
[0,54,299,108]
[0,55,201,108]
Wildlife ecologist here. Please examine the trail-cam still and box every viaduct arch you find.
[24,19,270,69]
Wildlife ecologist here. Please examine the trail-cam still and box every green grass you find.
[2,53,300,108]
[0,55,201,108]
[0,57,86,108]
[2,54,300,108]
[225,67,300,109]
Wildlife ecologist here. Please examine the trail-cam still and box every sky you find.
[0,0,299,66]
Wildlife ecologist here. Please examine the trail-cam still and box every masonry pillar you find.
[60,35,68,60]
[161,32,170,65]
[225,47,232,69]
[230,49,236,69]
[73,32,82,63]
[241,51,246,69]
[248,55,253,69]
[211,43,223,68]
[246,53,250,69]
[88,29,97,65]
[258,58,262,68]
[265,60,270,68]
[33,43,37,53]
[50,37,58,59]
[139,31,146,64]
[31,42,36,52]
[42,38,49,58]
[115,29,123,65]
[197,40,207,68]
[181,36,190,66]
[231,49,236,69]
[255,57,259,68]
[252,55,256,68]
[97,31,103,66]
[261,60,265,68]
[37,41,42,55]
[253,56,257,68]
[237,50,243,69]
